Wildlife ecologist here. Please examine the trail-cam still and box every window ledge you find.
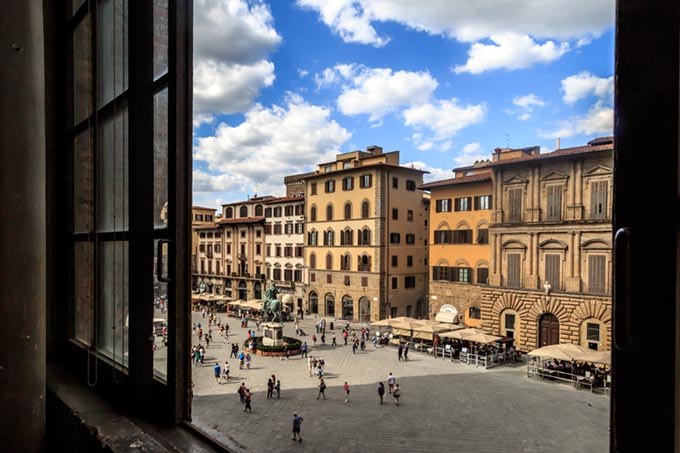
[47,365,223,452]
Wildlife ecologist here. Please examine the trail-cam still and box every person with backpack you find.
[377,382,385,405]
[237,383,246,403]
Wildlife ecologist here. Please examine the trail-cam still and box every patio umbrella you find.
[391,320,428,338]
[439,328,484,340]
[573,350,611,365]
[465,332,505,344]
[370,318,393,327]
[527,343,592,361]
[411,323,460,340]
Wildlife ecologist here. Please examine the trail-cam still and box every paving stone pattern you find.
[190,313,609,453]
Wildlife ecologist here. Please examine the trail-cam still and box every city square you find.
[187,312,609,453]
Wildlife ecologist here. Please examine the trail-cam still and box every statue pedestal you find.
[262,322,284,347]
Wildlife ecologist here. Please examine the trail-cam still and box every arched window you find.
[309,253,316,269]
[362,201,370,219]
[324,230,334,246]
[358,255,371,272]
[254,204,263,216]
[239,206,248,218]
[225,207,233,218]
[309,291,318,314]
[308,230,318,246]
[326,204,333,221]
[326,253,333,270]
[341,254,351,270]
[341,229,353,246]
[358,228,371,246]
[344,203,352,220]
[310,206,317,222]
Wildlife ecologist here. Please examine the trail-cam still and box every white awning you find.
[435,312,457,324]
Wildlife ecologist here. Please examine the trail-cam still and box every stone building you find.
[264,195,308,314]
[190,206,217,282]
[292,146,429,322]
[481,137,614,351]
[420,162,493,327]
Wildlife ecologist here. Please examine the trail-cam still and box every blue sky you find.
[192,0,615,209]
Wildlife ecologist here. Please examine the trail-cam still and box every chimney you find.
[555,138,561,150]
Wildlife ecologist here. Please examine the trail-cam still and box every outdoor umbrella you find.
[527,343,591,361]
[573,350,611,365]
[464,332,505,344]
[391,320,428,338]
[412,323,461,340]
[439,328,484,340]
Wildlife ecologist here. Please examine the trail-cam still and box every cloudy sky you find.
[192,0,615,209]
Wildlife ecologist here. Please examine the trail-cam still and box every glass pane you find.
[154,88,168,228]
[97,241,129,366]
[153,239,168,380]
[73,241,95,345]
[73,16,91,125]
[97,0,128,108]
[74,129,94,233]
[154,0,169,80]
[98,109,128,232]
[72,0,86,15]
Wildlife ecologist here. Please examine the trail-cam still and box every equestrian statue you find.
[262,283,283,323]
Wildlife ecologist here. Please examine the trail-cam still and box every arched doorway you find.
[342,295,354,320]
[539,313,560,347]
[309,291,318,314]
[253,282,262,299]
[325,294,335,316]
[359,297,371,322]
[238,281,247,300]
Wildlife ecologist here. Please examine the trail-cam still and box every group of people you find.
[307,356,326,377]
[213,361,231,383]
[266,374,281,399]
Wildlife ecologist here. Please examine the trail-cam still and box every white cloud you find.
[539,101,613,139]
[193,0,281,118]
[194,0,281,64]
[193,59,276,115]
[561,72,613,104]
[316,65,438,122]
[194,96,352,196]
[296,0,613,45]
[454,142,489,166]
[402,161,452,183]
[297,68,310,78]
[510,93,545,121]
[404,99,485,139]
[454,33,569,74]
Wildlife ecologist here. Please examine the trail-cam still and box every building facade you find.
[421,163,493,327]
[264,195,308,313]
[190,206,217,287]
[297,146,429,322]
[481,137,614,351]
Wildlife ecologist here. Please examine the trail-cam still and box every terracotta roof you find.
[304,162,428,180]
[216,216,265,225]
[221,196,275,207]
[419,173,491,190]
[284,171,316,183]
[264,195,305,204]
[193,223,220,230]
[192,206,217,211]
[488,141,613,167]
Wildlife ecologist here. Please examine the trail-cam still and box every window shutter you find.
[589,255,606,293]
[507,254,521,287]
[545,254,561,290]
[474,196,479,210]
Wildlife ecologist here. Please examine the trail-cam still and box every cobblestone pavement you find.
[190,313,609,453]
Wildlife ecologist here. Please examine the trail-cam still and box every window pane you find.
[98,241,129,366]
[97,0,129,108]
[98,109,129,232]
[153,0,169,80]
[153,239,168,380]
[73,241,95,345]
[154,88,169,228]
[72,0,86,15]
[73,16,92,125]
[74,130,94,233]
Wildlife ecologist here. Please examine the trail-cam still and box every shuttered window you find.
[453,229,473,244]
[508,188,523,222]
[507,254,521,287]
[590,181,609,219]
[546,185,562,221]
[435,198,452,212]
[545,254,561,290]
[477,267,489,284]
[434,230,452,244]
[589,255,607,294]
[477,228,489,244]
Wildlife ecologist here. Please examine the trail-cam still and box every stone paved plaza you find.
[188,313,609,453]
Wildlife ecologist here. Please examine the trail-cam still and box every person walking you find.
[238,351,245,369]
[292,412,303,443]
[245,352,252,369]
[308,356,314,377]
[222,361,230,382]
[393,384,401,406]
[403,343,410,361]
[301,341,308,358]
[321,333,326,345]
[331,332,337,346]
[387,372,396,394]
[238,383,246,403]
[344,381,350,403]
[214,362,221,384]
[267,378,274,399]
[377,382,385,405]
[317,378,326,399]
[397,343,404,361]
[352,340,357,354]
[312,334,317,346]
[244,388,252,413]
[275,380,281,399]
[343,329,348,345]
